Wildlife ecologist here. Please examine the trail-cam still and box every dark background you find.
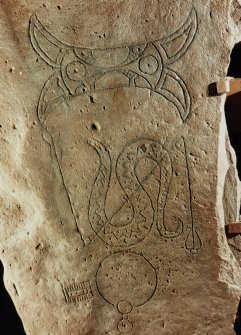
[0,261,26,334]
[226,42,241,180]
[226,42,241,335]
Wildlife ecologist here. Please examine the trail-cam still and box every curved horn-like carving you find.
[158,69,191,121]
[29,14,68,67]
[158,8,197,65]
[38,72,68,123]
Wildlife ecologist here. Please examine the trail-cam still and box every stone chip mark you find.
[231,0,241,24]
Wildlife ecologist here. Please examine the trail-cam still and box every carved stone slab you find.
[0,1,241,334]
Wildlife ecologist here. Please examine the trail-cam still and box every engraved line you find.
[48,130,85,245]
[183,139,202,252]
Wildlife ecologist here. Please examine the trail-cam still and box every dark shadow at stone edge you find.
[0,261,26,335]
[226,42,241,180]
[235,299,241,335]
[226,42,241,335]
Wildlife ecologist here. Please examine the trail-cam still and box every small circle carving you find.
[139,55,158,74]
[66,61,86,80]
[117,319,133,334]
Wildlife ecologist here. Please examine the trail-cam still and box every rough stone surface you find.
[0,1,241,334]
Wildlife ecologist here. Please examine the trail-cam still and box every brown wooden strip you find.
[226,223,241,234]
[227,78,241,96]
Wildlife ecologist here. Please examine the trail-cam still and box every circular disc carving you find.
[117,300,133,314]
[117,319,133,334]
[96,252,157,307]
[66,61,86,81]
[139,55,158,74]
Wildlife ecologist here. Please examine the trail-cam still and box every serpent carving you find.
[88,139,175,247]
